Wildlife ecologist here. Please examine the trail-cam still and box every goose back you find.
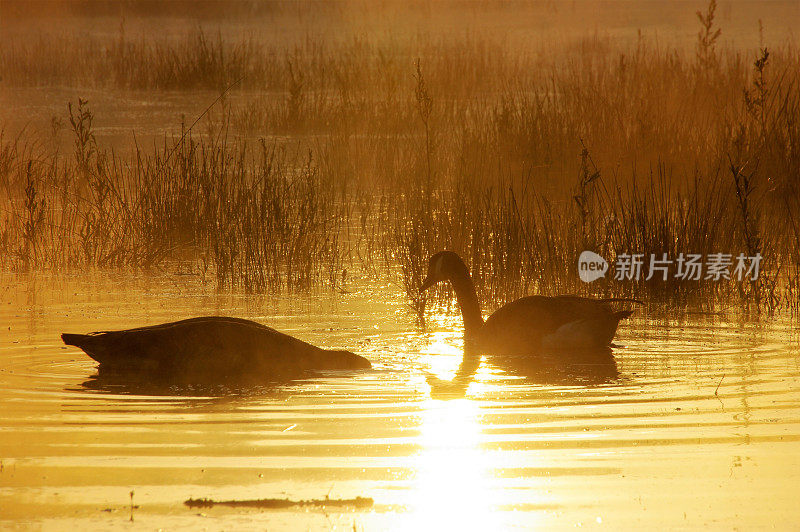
[478,296,633,354]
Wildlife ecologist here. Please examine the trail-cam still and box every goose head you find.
[420,250,469,292]
[318,349,372,370]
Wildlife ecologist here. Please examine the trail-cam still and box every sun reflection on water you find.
[404,398,500,530]
[400,326,527,530]
[420,330,464,380]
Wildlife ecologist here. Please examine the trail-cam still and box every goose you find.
[62,316,370,382]
[420,251,639,354]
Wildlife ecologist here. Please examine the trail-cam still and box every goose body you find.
[62,316,370,381]
[480,295,634,353]
[421,251,637,354]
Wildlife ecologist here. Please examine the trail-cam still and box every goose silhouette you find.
[62,316,370,382]
[420,251,639,354]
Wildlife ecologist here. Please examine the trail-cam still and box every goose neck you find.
[450,271,484,335]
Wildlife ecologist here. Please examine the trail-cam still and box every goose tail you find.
[62,333,90,349]
[62,333,105,360]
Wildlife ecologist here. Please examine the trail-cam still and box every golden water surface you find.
[1,273,799,530]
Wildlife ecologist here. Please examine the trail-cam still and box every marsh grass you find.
[0,105,347,293]
[1,1,799,313]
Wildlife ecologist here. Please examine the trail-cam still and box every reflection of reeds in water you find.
[2,1,799,312]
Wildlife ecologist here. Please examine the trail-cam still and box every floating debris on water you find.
[184,496,374,510]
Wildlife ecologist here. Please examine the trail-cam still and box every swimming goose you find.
[62,316,370,381]
[420,251,638,353]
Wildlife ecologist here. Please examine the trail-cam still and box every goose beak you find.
[420,276,436,292]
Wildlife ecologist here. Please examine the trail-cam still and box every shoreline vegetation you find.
[1,1,798,315]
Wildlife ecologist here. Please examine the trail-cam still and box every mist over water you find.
[2,1,800,529]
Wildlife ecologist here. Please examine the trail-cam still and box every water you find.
[1,272,799,530]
